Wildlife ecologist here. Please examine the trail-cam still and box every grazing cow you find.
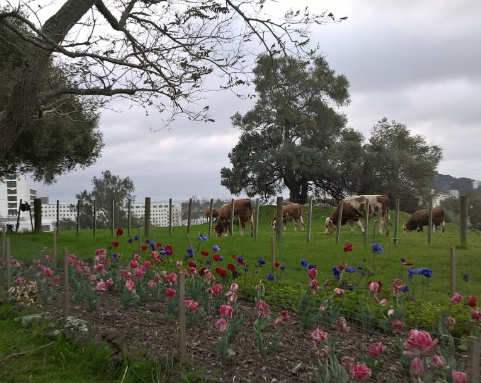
[271,204,306,231]
[204,207,219,222]
[403,207,445,233]
[325,195,391,236]
[213,199,255,237]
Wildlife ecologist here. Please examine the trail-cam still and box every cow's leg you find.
[240,220,245,236]
[299,216,305,231]
[441,221,445,233]
[355,220,365,233]
[284,218,288,231]
[432,224,437,233]
[291,218,295,231]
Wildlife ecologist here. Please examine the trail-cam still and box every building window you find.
[7,188,17,195]
[8,203,17,208]
[6,181,17,187]
[8,196,17,201]
[8,209,17,215]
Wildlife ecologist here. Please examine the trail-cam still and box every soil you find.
[4,274,468,383]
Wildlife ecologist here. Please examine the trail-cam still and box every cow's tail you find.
[441,208,446,233]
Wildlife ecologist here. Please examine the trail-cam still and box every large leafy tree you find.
[0,19,103,183]
[0,1,345,159]
[76,170,142,229]
[355,118,443,211]
[220,54,360,203]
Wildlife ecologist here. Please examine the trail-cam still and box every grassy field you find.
[4,205,481,302]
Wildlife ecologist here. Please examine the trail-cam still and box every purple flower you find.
[332,267,341,279]
[212,245,220,252]
[197,233,208,241]
[280,265,286,271]
[308,264,316,270]
[371,243,383,254]
[237,257,244,264]
[134,235,139,240]
[219,256,224,261]
[128,238,133,243]
[266,273,275,281]
[301,259,308,268]
[346,266,356,273]
[258,258,266,265]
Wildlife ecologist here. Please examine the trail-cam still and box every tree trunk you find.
[0,0,95,158]
[288,181,309,204]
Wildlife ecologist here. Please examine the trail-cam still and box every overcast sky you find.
[29,0,481,203]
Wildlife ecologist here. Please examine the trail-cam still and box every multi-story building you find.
[0,174,37,229]
[131,202,183,227]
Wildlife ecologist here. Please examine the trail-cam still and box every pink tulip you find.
[125,279,136,293]
[308,268,318,279]
[166,272,177,284]
[94,280,106,294]
[14,277,24,285]
[404,329,438,356]
[256,299,270,317]
[212,284,222,295]
[379,299,388,306]
[352,364,372,381]
[430,355,446,370]
[216,318,227,332]
[220,305,233,319]
[410,357,424,377]
[392,319,405,335]
[367,342,385,359]
[336,316,350,333]
[452,370,467,383]
[166,288,176,299]
[44,267,53,277]
[368,281,380,293]
[446,316,456,328]
[341,356,356,376]
[333,287,345,296]
[310,279,320,295]
[185,299,199,312]
[450,293,463,305]
[106,278,113,287]
[229,283,239,292]
[311,328,329,344]
[470,309,481,324]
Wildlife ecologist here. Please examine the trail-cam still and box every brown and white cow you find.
[403,207,445,233]
[204,207,219,222]
[271,204,305,231]
[213,198,255,237]
[325,195,391,236]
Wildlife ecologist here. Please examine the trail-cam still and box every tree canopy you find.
[220,54,359,204]
[0,1,345,159]
[356,118,443,211]
[75,170,142,229]
[0,18,103,183]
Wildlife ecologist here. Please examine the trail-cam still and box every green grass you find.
[5,205,481,302]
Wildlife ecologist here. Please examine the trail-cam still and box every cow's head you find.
[403,223,415,233]
[213,219,228,237]
[270,219,277,231]
[325,217,336,234]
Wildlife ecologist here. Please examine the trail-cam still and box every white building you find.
[131,202,183,227]
[0,174,37,229]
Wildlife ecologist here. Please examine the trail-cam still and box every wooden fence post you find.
[393,199,400,245]
[169,199,173,236]
[460,195,468,246]
[53,230,57,266]
[363,199,370,244]
[255,198,260,238]
[187,198,192,235]
[467,336,480,383]
[271,236,276,281]
[2,226,6,261]
[127,199,131,236]
[138,228,142,254]
[6,237,11,292]
[145,197,151,237]
[335,199,344,244]
[307,198,313,243]
[428,197,433,244]
[230,199,235,237]
[208,199,214,238]
[178,272,187,362]
[76,200,80,235]
[450,247,456,296]
[93,200,97,238]
[15,198,22,233]
[56,200,59,234]
[111,199,115,237]
[64,246,69,317]
[276,197,283,242]
[186,233,193,258]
